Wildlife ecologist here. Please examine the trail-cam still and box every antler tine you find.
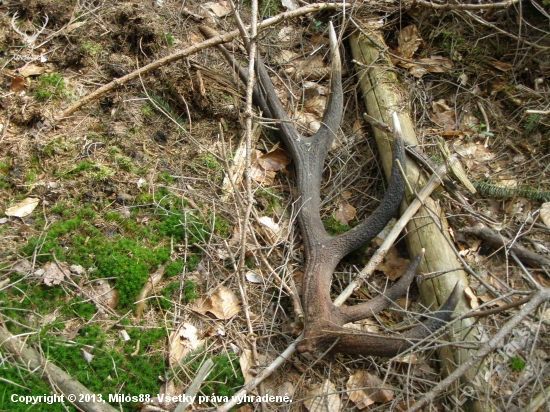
[329,134,405,257]
[341,250,423,324]
[309,21,343,148]
[11,13,26,38]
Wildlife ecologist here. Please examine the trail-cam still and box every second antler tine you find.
[341,250,424,324]
[333,133,406,256]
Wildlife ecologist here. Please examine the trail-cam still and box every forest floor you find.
[1,1,550,411]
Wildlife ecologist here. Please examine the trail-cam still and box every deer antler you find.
[11,12,49,49]
[206,21,460,357]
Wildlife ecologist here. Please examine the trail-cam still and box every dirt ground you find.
[1,1,550,411]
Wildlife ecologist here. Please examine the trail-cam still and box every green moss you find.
[68,297,97,320]
[165,260,183,277]
[20,201,224,309]
[105,211,124,222]
[508,357,525,372]
[141,104,153,116]
[0,365,65,411]
[42,137,73,158]
[260,0,280,17]
[200,153,221,171]
[64,161,114,181]
[34,73,66,101]
[0,159,10,175]
[157,211,225,243]
[157,172,174,184]
[256,187,280,214]
[182,279,199,304]
[323,216,351,236]
[80,40,102,57]
[115,154,135,172]
[35,326,166,408]
[163,32,174,46]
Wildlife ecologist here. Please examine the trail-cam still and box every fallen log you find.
[349,24,486,410]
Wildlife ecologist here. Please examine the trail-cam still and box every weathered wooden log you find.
[349,25,486,410]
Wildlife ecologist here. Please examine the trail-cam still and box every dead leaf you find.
[295,111,321,133]
[9,77,26,92]
[396,25,423,59]
[430,99,456,131]
[375,246,410,281]
[275,49,298,65]
[5,197,40,218]
[258,216,281,235]
[12,259,32,274]
[343,318,380,334]
[540,203,550,228]
[334,203,356,225]
[202,1,231,17]
[459,113,480,133]
[250,149,276,185]
[281,0,299,10]
[453,141,496,173]
[304,380,341,412]
[191,285,241,320]
[303,95,327,117]
[84,279,119,309]
[239,349,255,384]
[146,379,185,410]
[490,60,512,72]
[406,56,452,78]
[62,320,83,340]
[19,64,46,77]
[42,261,67,286]
[258,146,292,172]
[478,295,508,308]
[346,371,394,409]
[245,271,263,284]
[168,323,205,366]
[277,27,297,43]
[81,349,94,364]
[62,21,86,34]
[464,286,479,309]
[394,353,419,364]
[235,405,254,412]
[303,81,327,99]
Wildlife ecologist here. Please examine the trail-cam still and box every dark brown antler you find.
[208,22,460,357]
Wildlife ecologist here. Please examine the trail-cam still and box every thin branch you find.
[413,0,521,11]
